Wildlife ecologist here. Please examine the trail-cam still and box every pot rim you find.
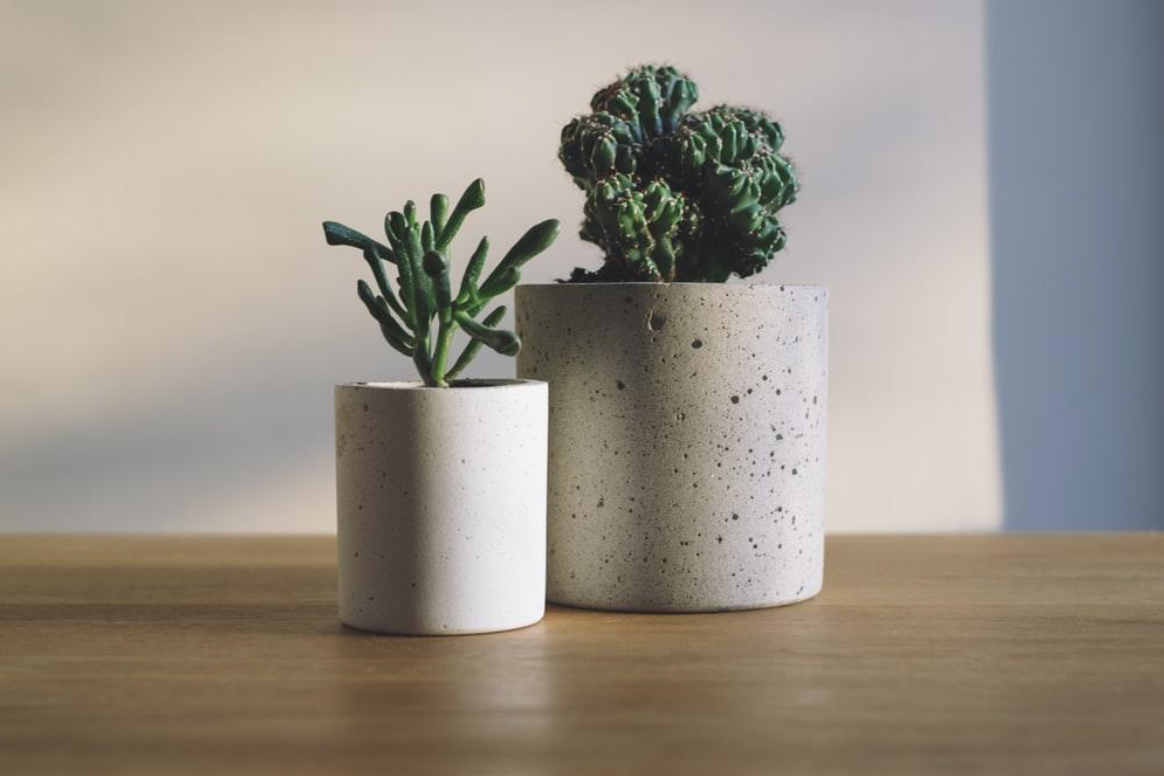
[517,281,827,291]
[336,378,545,391]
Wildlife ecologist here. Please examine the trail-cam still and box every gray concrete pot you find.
[334,379,547,635]
[515,283,827,612]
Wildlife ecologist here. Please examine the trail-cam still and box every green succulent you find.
[589,64,699,140]
[573,173,695,282]
[560,65,798,282]
[323,179,559,386]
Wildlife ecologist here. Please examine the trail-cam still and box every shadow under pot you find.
[515,282,828,613]
[334,379,548,635]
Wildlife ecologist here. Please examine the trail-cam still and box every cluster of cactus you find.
[323,179,559,386]
[560,65,798,282]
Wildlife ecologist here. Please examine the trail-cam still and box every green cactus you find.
[571,173,694,282]
[560,65,798,282]
[323,179,559,386]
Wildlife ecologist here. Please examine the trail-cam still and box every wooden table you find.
[1,535,1162,775]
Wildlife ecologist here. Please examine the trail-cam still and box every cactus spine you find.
[560,65,798,282]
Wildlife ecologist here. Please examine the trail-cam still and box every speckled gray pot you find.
[335,380,547,635]
[515,283,827,612]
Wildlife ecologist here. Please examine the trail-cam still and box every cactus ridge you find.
[560,66,797,282]
[323,179,559,386]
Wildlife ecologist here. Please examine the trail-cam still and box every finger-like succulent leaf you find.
[405,224,434,335]
[423,250,453,321]
[385,211,408,244]
[454,309,520,356]
[430,193,449,236]
[480,219,560,292]
[378,321,414,357]
[322,178,553,385]
[356,280,414,356]
[445,305,507,381]
[478,266,520,301]
[363,246,408,321]
[421,221,434,253]
[323,221,393,258]
[502,219,561,268]
[457,236,489,305]
[436,178,486,251]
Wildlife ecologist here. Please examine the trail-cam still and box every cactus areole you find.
[322,179,560,386]
[560,65,798,283]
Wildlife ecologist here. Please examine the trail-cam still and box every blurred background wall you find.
[0,0,1155,533]
[986,0,1164,530]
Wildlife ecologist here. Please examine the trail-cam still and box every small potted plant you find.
[323,178,559,634]
[516,66,828,613]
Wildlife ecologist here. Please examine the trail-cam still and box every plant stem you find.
[413,329,435,386]
[428,321,457,387]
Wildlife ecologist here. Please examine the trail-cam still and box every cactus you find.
[323,179,559,387]
[560,65,798,282]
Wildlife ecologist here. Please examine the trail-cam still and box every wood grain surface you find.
[1,534,1162,775]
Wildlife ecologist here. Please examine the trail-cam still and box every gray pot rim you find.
[337,378,545,392]
[518,281,827,292]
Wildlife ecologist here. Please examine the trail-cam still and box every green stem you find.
[428,321,457,387]
[413,329,435,386]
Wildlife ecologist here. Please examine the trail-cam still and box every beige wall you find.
[0,0,999,532]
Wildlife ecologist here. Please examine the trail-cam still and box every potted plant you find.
[515,66,827,612]
[323,178,559,634]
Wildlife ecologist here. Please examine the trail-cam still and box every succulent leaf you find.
[454,309,520,356]
[322,178,556,385]
[421,221,435,253]
[430,193,449,236]
[363,246,408,322]
[356,280,414,356]
[478,266,520,300]
[483,219,561,289]
[445,305,507,380]
[323,221,393,260]
[457,236,489,305]
[437,178,486,251]
[423,250,453,322]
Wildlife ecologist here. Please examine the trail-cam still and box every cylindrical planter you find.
[516,283,827,612]
[334,379,548,635]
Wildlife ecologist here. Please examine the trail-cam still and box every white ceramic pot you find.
[516,283,828,612]
[334,379,547,635]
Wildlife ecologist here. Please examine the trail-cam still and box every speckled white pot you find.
[515,283,827,612]
[334,380,547,635]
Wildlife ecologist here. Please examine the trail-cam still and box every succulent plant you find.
[323,179,559,386]
[560,65,798,283]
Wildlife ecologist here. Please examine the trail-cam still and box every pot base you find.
[547,583,823,614]
[340,612,545,636]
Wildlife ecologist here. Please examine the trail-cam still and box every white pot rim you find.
[337,378,545,392]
